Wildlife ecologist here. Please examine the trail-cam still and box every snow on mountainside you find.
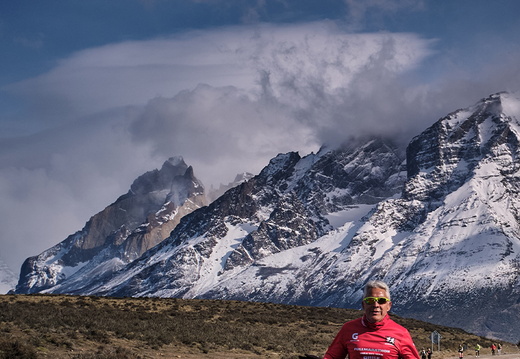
[0,259,17,294]
[40,137,405,299]
[15,92,520,343]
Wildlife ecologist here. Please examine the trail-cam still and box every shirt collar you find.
[362,314,389,330]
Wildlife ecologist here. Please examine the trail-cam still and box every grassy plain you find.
[0,294,517,359]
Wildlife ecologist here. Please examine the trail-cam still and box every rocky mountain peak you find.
[404,92,520,202]
[16,157,206,294]
[129,156,190,196]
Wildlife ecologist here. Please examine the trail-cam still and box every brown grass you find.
[0,294,517,359]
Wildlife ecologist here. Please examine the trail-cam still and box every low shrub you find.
[0,294,516,359]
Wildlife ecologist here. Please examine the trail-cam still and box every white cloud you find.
[123,22,438,181]
[4,21,433,131]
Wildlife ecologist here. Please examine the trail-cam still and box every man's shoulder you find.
[340,317,364,329]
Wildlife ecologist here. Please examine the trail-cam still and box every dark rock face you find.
[405,93,517,200]
[294,138,406,212]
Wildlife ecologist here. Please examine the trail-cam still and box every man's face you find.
[362,287,392,323]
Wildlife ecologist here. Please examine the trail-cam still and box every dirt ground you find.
[56,346,520,359]
[38,345,520,359]
[142,349,520,359]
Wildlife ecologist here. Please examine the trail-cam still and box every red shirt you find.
[324,315,420,359]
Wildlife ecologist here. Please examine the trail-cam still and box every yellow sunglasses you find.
[363,297,391,305]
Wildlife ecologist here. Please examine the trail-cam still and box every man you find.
[323,280,420,359]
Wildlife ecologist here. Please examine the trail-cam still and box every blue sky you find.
[1,0,520,276]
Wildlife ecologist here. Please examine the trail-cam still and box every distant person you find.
[475,343,481,357]
[491,343,497,355]
[427,347,432,359]
[322,280,420,359]
[497,343,502,355]
[420,349,427,359]
[458,343,464,358]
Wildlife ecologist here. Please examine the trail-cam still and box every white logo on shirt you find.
[386,337,395,345]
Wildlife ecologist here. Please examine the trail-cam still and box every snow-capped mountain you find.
[0,259,17,294]
[68,136,405,298]
[16,156,207,294]
[15,93,520,343]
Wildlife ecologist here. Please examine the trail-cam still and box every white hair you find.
[364,280,391,300]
